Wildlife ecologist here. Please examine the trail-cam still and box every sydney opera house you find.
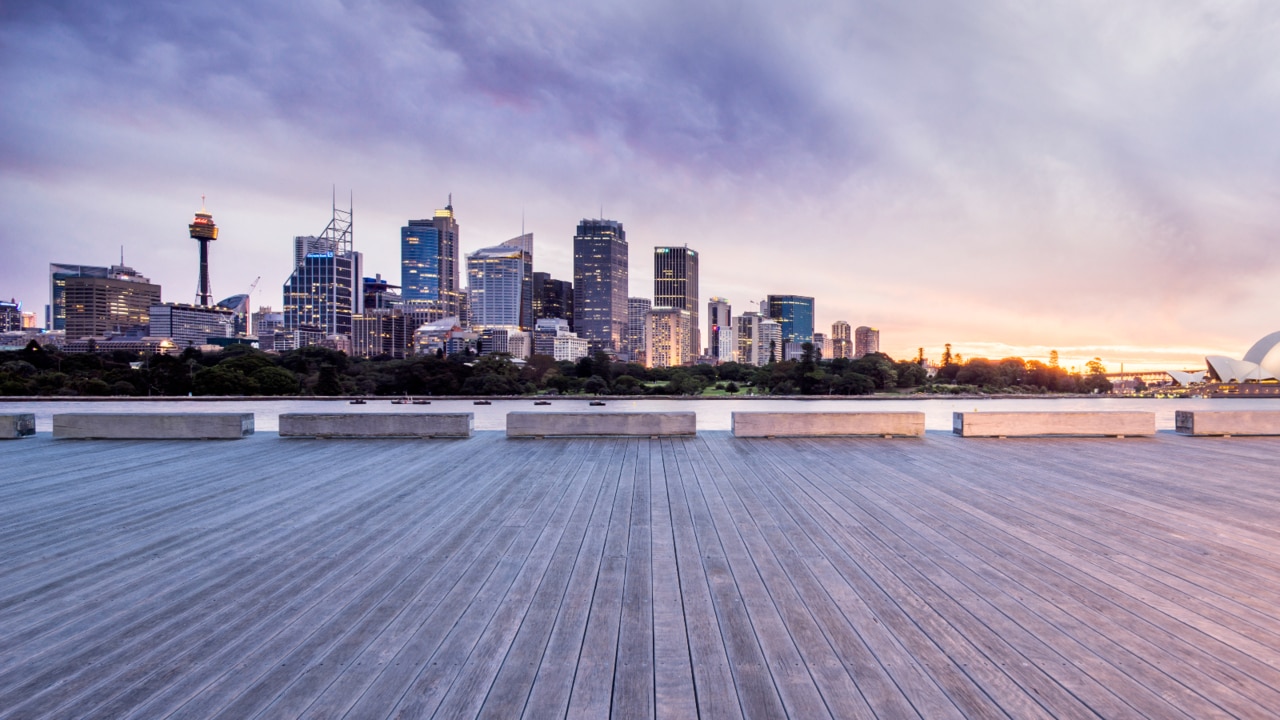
[1205,331,1280,383]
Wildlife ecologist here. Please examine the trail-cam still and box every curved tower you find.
[189,198,219,306]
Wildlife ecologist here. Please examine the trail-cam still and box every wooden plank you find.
[658,437,744,719]
[648,438,697,720]
[564,439,639,719]
[519,440,625,718]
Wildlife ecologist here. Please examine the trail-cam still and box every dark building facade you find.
[534,272,574,330]
[572,219,627,353]
[766,294,815,344]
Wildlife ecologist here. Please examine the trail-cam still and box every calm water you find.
[4,396,1279,432]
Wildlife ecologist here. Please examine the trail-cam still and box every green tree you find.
[315,365,344,395]
[252,366,299,395]
[193,365,259,395]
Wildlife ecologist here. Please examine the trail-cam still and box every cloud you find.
[1,0,1277,365]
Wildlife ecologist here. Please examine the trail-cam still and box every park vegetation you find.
[0,340,1111,397]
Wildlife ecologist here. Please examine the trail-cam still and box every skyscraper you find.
[573,219,627,353]
[534,273,574,329]
[766,295,815,344]
[283,199,362,337]
[646,307,692,368]
[707,297,732,361]
[466,243,527,330]
[653,246,699,360]
[49,263,110,331]
[501,233,534,331]
[63,265,161,339]
[855,326,880,359]
[831,320,852,360]
[625,297,651,363]
[401,198,461,321]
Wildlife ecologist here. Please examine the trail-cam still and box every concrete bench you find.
[279,413,473,438]
[1,414,35,439]
[732,411,924,438]
[953,411,1154,438]
[53,413,254,439]
[1175,410,1280,436]
[507,411,695,438]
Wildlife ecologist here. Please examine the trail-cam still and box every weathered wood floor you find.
[2,431,1279,718]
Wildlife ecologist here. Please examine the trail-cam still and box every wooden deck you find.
[2,431,1279,718]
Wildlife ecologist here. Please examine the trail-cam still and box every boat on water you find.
[589,400,606,406]
[412,399,431,405]
[349,399,367,405]
[534,400,551,406]
[474,400,492,405]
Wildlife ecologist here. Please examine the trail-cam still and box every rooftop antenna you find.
[120,245,124,265]
[447,192,453,211]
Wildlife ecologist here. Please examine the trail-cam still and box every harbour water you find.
[3,396,1278,432]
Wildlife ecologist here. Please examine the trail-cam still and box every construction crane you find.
[245,276,260,338]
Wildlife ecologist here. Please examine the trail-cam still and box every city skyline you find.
[3,2,1277,371]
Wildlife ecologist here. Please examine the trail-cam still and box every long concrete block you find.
[279,413,473,438]
[1,414,36,439]
[732,411,924,438]
[507,411,696,438]
[1175,410,1280,436]
[53,413,254,439]
[953,411,1154,438]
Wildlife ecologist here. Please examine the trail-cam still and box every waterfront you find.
[3,395,1279,432]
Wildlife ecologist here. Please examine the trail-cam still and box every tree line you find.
[0,340,1110,397]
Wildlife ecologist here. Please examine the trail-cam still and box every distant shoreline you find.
[0,393,1149,402]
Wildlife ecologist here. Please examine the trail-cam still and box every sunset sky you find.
[3,1,1277,371]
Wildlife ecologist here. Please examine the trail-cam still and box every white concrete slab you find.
[53,413,255,439]
[1175,410,1280,436]
[0,413,35,439]
[279,413,473,438]
[953,411,1154,438]
[506,411,696,438]
[732,411,924,437]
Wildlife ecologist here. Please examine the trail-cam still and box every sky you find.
[2,0,1278,371]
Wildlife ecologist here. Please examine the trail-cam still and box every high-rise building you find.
[653,246,699,360]
[534,273,574,329]
[812,332,829,360]
[573,219,627,353]
[646,307,692,368]
[707,297,732,361]
[283,200,362,337]
[734,312,783,367]
[766,295,815,344]
[363,274,402,311]
[0,299,22,332]
[401,198,462,321]
[831,321,852,360]
[759,319,782,364]
[63,265,162,340]
[625,297,651,363]
[49,263,110,330]
[855,326,880,359]
[466,243,527,331]
[352,309,415,359]
[149,303,235,347]
[502,233,534,331]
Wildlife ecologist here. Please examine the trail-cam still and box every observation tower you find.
[189,197,219,306]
